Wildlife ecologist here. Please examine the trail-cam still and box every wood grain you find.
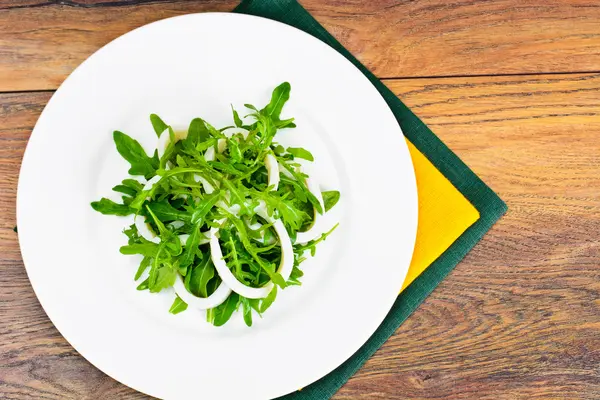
[1,73,599,399]
[2,0,600,91]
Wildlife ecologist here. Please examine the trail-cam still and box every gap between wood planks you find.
[0,0,185,10]
[1,71,600,95]
[379,70,600,81]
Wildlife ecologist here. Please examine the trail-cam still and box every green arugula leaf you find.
[136,277,149,291]
[272,144,285,155]
[186,255,215,298]
[113,131,158,178]
[240,297,253,327]
[91,198,132,216]
[209,160,245,176]
[295,223,339,256]
[122,179,144,191]
[150,114,168,137]
[322,190,340,212]
[248,298,261,315]
[227,138,243,163]
[271,272,287,289]
[129,193,148,212]
[259,285,277,313]
[113,178,144,198]
[135,256,152,281]
[159,127,178,170]
[112,184,137,197]
[204,120,225,139]
[231,105,243,127]
[275,118,296,129]
[251,189,307,231]
[179,222,202,269]
[221,180,250,215]
[185,118,210,150]
[278,161,323,215]
[128,176,166,212]
[287,147,314,161]
[261,82,290,121]
[165,237,183,257]
[170,197,185,209]
[150,265,176,293]
[123,224,138,242]
[169,295,188,314]
[146,206,170,237]
[209,292,240,327]
[147,201,191,223]
[120,242,159,257]
[190,192,220,225]
[287,266,304,286]
[176,154,188,167]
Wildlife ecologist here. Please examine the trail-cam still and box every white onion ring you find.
[134,215,160,244]
[206,153,285,299]
[134,175,162,243]
[204,139,227,162]
[295,177,326,244]
[194,174,215,194]
[177,231,210,246]
[169,220,185,229]
[172,274,231,310]
[203,146,215,162]
[157,128,188,159]
[209,202,294,299]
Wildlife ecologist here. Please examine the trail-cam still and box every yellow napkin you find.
[401,140,480,292]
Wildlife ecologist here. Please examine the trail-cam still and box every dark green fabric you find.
[234,1,508,399]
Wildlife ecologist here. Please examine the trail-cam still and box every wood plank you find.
[1,73,599,398]
[0,0,237,92]
[1,0,600,91]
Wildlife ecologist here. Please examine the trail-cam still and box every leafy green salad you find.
[91,82,340,327]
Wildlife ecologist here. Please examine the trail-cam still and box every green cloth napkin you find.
[234,1,508,398]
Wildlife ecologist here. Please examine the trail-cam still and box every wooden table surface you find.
[1,1,599,399]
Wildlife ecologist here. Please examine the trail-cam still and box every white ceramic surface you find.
[17,13,418,400]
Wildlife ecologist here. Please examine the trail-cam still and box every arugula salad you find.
[91,82,340,327]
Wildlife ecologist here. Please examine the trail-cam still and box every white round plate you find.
[17,13,417,400]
